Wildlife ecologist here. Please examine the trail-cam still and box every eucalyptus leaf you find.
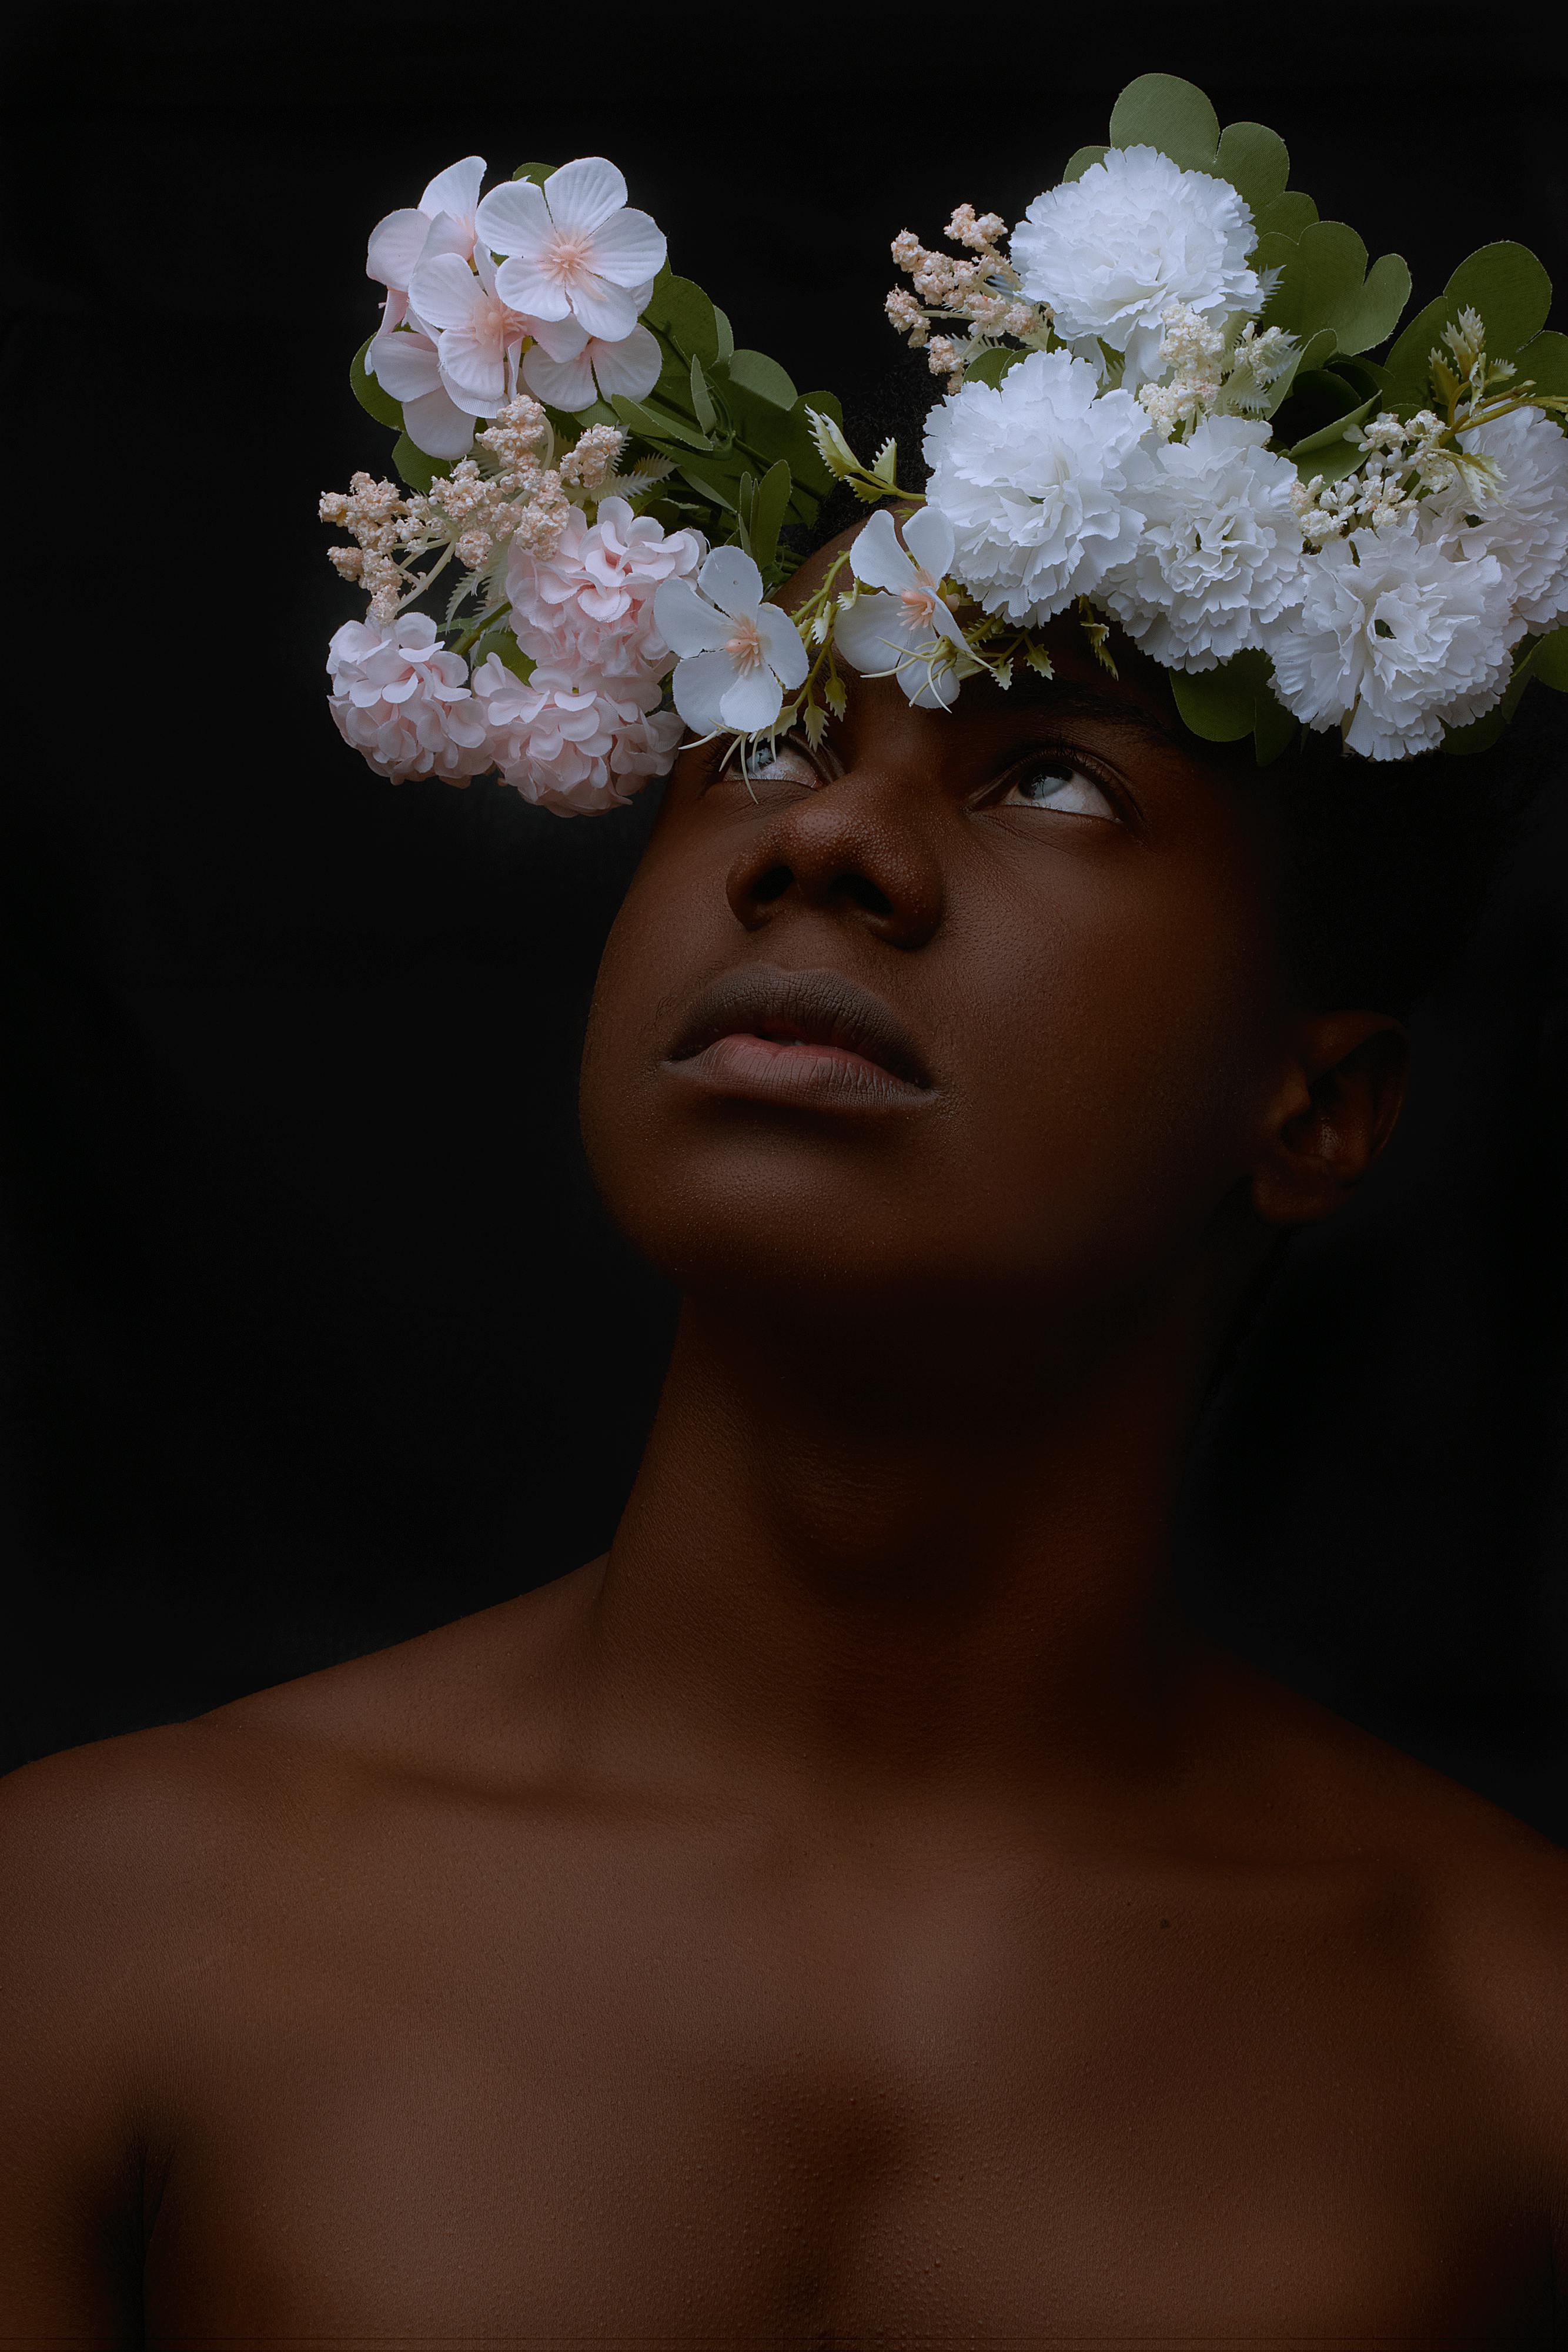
[724,348,798,409]
[1516,328,1568,400]
[350,336,404,430]
[1385,243,1556,401]
[1213,121,1289,213]
[392,432,443,494]
[1107,73,1219,171]
[512,161,556,183]
[1332,250,1411,355]
[1255,190,1318,239]
[1061,143,1106,183]
[964,346,1026,388]
[1169,654,1262,743]
[1533,628,1568,691]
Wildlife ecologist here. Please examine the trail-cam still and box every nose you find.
[724,777,945,951]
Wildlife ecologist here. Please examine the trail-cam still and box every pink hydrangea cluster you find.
[326,613,493,784]
[472,657,684,815]
[474,492,704,810]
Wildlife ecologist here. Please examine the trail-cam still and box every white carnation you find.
[922,349,1152,626]
[1425,405,1568,635]
[1099,417,1305,671]
[1268,510,1522,760]
[1010,147,1261,386]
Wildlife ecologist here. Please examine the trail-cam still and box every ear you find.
[1252,1013,1409,1228]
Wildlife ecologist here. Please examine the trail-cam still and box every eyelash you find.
[708,736,1136,828]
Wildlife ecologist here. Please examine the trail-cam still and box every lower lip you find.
[664,1033,932,1112]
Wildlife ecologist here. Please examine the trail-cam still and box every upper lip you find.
[665,965,933,1090]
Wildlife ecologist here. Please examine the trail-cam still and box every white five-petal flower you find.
[833,508,969,709]
[654,549,810,734]
[366,156,487,322]
[521,304,661,413]
[476,158,667,346]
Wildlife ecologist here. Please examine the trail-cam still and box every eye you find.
[713,733,825,793]
[1001,760,1120,822]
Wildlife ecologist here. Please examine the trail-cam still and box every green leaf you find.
[1516,328,1568,400]
[1255,190,1318,239]
[1213,121,1290,213]
[511,161,556,183]
[1170,652,1266,743]
[643,269,720,364]
[750,459,793,573]
[1258,220,1362,342]
[673,462,738,514]
[609,393,714,452]
[391,432,443,493]
[1533,627,1568,691]
[964,345,1026,388]
[349,336,404,430]
[723,348,798,409]
[469,620,534,682]
[1258,324,1338,415]
[1332,250,1411,355]
[1107,73,1219,171]
[713,305,735,365]
[1286,389,1379,462]
[1061,143,1106,182]
[1385,243,1555,402]
[1445,242,1552,353]
[1252,680,1297,766]
[689,356,717,436]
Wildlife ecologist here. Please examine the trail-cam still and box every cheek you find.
[951,870,1282,1283]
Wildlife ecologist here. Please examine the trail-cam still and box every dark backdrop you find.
[5,3,1568,1831]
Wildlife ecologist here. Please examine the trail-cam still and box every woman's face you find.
[580,543,1305,1335]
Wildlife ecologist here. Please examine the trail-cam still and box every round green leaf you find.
[1213,121,1290,213]
[1516,329,1568,400]
[1533,628,1568,691]
[1171,657,1259,743]
[723,348,798,410]
[1445,242,1552,355]
[350,336,403,431]
[1255,191,1318,239]
[1061,143,1107,183]
[1107,74,1219,171]
[1332,250,1411,356]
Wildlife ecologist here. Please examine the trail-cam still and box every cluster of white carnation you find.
[327,497,706,808]
[858,148,1568,758]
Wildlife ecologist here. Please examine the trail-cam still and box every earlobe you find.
[1252,1013,1410,1228]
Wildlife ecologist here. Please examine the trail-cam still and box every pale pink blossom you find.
[654,548,810,734]
[476,158,666,345]
[472,654,683,813]
[520,300,661,413]
[406,242,534,417]
[366,327,476,459]
[507,497,704,677]
[834,506,969,709]
[366,156,487,331]
[326,613,494,784]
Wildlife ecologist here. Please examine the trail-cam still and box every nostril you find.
[845,875,892,918]
[752,863,793,907]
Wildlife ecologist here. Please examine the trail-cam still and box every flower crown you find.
[320,76,1568,806]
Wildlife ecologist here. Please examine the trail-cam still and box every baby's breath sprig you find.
[885,206,1055,391]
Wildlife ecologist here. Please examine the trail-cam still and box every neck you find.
[572,1268,1242,1835]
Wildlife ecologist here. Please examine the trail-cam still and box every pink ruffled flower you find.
[327,613,494,784]
[506,497,704,678]
[471,654,683,814]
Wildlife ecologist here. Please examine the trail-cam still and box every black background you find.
[4,3,1568,1830]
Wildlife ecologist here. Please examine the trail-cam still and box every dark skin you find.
[5,526,1568,2347]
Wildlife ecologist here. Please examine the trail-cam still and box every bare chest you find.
[141,1813,1553,2347]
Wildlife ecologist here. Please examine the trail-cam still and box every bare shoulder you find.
[1221,1656,1568,2174]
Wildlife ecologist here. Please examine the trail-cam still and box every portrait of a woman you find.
[4,12,1568,2345]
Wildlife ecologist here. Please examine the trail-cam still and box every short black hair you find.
[795,359,1561,1023]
